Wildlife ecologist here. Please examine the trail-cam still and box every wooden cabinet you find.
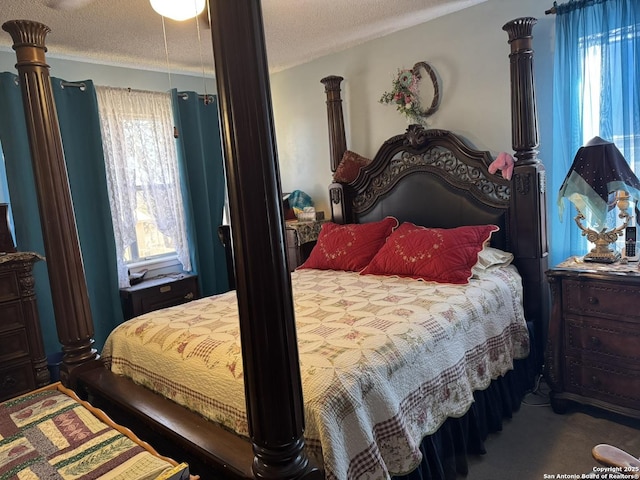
[120,274,199,320]
[546,264,640,419]
[285,220,325,271]
[0,252,50,401]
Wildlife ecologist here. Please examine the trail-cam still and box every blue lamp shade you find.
[558,136,640,228]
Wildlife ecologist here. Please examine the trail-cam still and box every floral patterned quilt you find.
[102,267,529,480]
[0,385,188,480]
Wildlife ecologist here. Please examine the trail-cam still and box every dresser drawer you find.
[0,328,30,363]
[565,316,640,363]
[562,279,639,320]
[0,360,35,402]
[0,270,20,303]
[566,358,640,411]
[120,274,199,319]
[0,300,25,333]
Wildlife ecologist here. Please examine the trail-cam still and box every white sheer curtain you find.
[96,86,191,287]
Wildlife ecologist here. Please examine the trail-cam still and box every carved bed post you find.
[2,20,98,384]
[503,17,550,365]
[320,75,347,173]
[208,1,320,479]
[321,75,351,224]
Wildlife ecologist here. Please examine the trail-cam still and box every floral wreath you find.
[379,61,440,125]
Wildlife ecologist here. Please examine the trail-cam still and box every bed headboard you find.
[330,126,511,251]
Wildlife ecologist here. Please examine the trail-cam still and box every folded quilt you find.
[0,385,187,480]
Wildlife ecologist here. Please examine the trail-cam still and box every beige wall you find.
[270,0,555,218]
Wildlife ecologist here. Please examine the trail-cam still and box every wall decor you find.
[379,61,441,125]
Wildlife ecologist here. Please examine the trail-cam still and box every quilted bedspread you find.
[0,387,181,480]
[102,267,529,480]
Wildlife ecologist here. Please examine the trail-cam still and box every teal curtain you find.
[51,78,123,352]
[172,90,229,296]
[0,72,123,356]
[551,0,640,266]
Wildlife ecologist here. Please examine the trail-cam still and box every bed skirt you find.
[394,323,538,480]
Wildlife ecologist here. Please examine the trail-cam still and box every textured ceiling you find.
[0,0,487,75]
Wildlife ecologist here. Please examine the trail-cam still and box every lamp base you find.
[583,250,621,264]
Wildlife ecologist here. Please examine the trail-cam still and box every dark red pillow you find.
[360,222,499,284]
[298,217,398,272]
[333,150,371,183]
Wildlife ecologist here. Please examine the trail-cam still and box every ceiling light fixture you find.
[150,0,206,21]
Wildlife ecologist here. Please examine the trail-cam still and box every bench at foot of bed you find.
[0,382,198,480]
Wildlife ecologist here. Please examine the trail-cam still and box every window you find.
[551,0,640,266]
[580,24,640,164]
[0,142,15,245]
[119,116,178,263]
[96,87,191,287]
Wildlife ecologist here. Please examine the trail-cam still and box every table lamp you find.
[558,136,640,263]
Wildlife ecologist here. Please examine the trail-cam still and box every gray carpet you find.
[466,378,640,479]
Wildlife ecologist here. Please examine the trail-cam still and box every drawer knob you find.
[591,375,601,386]
[589,336,601,347]
[588,296,599,305]
[184,292,194,301]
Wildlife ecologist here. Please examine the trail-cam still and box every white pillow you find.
[471,246,514,277]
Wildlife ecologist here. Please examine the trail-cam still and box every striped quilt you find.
[0,386,185,480]
[102,267,529,480]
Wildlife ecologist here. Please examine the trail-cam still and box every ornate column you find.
[208,1,320,479]
[503,17,550,364]
[320,75,347,173]
[321,76,351,224]
[2,20,98,384]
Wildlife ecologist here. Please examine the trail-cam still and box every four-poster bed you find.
[2,5,548,480]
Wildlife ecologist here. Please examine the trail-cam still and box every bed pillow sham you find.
[298,216,398,272]
[333,150,372,183]
[360,222,499,284]
[471,246,514,277]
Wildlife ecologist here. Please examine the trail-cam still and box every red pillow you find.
[360,222,499,284]
[333,150,371,183]
[298,217,398,272]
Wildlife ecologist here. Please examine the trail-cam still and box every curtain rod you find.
[546,1,557,14]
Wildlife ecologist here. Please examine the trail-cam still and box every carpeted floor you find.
[466,377,640,479]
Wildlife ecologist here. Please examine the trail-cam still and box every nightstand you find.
[546,258,640,419]
[285,219,326,271]
[0,252,50,401]
[120,273,199,320]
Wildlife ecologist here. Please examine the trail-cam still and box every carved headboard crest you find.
[403,125,447,149]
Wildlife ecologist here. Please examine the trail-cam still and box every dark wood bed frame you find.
[2,6,547,480]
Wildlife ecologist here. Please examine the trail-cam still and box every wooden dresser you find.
[546,259,640,419]
[120,273,199,320]
[0,252,50,401]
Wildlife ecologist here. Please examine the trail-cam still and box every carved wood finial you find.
[503,17,537,44]
[2,20,50,51]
